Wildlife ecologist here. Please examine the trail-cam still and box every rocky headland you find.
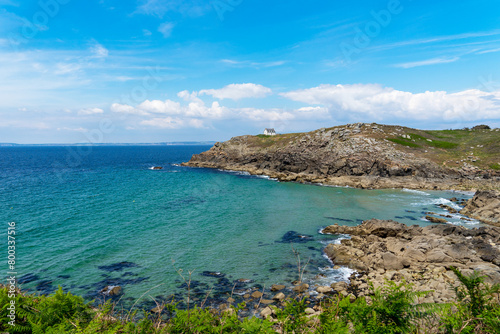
[183,123,500,191]
[321,219,500,304]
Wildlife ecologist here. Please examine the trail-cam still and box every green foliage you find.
[337,280,430,334]
[274,298,310,333]
[440,267,500,333]
[2,272,499,333]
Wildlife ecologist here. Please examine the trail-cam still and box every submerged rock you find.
[201,271,225,278]
[101,285,122,296]
[277,231,314,243]
[425,215,448,224]
[18,273,39,284]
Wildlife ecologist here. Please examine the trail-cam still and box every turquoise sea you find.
[0,146,481,308]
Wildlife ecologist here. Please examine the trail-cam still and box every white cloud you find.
[55,62,82,75]
[78,107,104,115]
[142,29,152,36]
[137,99,181,114]
[394,57,459,69]
[89,43,109,59]
[239,108,295,122]
[220,59,286,68]
[158,22,174,38]
[57,127,88,132]
[110,103,149,116]
[477,47,500,55]
[200,83,272,100]
[295,106,331,119]
[282,84,500,121]
[141,117,183,128]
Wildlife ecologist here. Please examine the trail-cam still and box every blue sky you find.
[1,0,500,143]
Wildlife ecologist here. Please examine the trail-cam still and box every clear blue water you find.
[0,146,480,307]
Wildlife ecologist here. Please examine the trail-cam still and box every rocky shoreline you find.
[321,219,500,304]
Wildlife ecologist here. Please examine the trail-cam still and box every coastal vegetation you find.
[2,267,499,333]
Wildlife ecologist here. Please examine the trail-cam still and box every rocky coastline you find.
[321,219,500,304]
[183,123,500,192]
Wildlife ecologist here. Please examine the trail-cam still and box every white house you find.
[264,128,277,136]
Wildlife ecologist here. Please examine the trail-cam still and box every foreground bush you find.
[1,268,499,333]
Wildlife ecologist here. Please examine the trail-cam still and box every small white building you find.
[264,128,277,136]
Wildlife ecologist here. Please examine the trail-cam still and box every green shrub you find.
[440,267,500,333]
[337,280,430,334]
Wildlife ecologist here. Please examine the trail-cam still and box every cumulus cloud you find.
[199,83,272,100]
[239,108,295,122]
[281,84,500,121]
[110,103,149,116]
[137,99,181,114]
[78,107,104,115]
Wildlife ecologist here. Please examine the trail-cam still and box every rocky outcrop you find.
[460,191,500,227]
[322,219,500,303]
[183,123,499,190]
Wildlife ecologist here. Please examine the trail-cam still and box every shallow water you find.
[0,146,480,306]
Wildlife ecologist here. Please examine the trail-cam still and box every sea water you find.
[0,146,480,307]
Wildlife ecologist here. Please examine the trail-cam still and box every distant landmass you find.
[0,141,217,147]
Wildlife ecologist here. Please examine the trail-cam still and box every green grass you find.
[490,163,500,170]
[387,138,421,148]
[427,140,459,149]
[407,133,427,141]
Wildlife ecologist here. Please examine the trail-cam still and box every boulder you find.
[273,292,286,301]
[251,291,263,299]
[101,285,122,296]
[331,281,348,292]
[382,252,404,270]
[260,307,273,318]
[460,191,500,227]
[292,283,309,293]
[316,286,333,294]
[270,284,285,291]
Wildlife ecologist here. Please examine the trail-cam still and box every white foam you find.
[412,197,463,211]
[402,188,430,196]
